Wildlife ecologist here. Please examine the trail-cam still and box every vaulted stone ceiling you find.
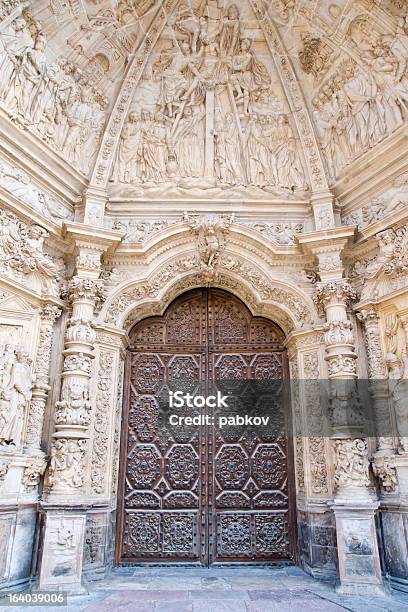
[1,0,407,203]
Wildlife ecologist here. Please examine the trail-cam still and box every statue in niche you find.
[0,347,33,448]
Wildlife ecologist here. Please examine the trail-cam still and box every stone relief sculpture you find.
[313,14,408,180]
[0,11,107,176]
[0,160,73,223]
[386,352,408,453]
[184,212,234,281]
[0,346,33,448]
[0,209,61,296]
[384,312,408,453]
[358,225,408,301]
[110,2,307,198]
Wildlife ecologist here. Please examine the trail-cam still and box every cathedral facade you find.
[0,0,408,596]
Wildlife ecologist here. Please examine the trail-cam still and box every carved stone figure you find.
[386,352,408,452]
[334,438,371,491]
[185,212,234,280]
[0,17,33,102]
[214,111,244,184]
[230,38,271,115]
[0,348,33,447]
[0,210,60,295]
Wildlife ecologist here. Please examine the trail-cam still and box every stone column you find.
[357,308,397,493]
[25,304,62,453]
[316,284,383,595]
[37,223,122,593]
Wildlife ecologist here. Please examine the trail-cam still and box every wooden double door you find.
[117,289,296,565]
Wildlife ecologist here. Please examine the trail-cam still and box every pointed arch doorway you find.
[117,288,296,565]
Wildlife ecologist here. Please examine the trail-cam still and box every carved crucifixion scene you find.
[0,0,408,604]
[109,1,308,199]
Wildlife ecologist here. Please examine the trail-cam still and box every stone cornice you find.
[0,275,65,309]
[0,109,87,200]
[62,223,123,254]
[356,208,408,243]
[334,125,408,206]
[296,226,357,253]
[355,286,408,311]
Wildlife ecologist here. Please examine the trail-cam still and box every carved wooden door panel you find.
[207,290,295,563]
[117,289,296,565]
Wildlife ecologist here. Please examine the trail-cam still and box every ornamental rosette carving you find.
[314,281,356,312]
[334,438,370,491]
[372,456,397,493]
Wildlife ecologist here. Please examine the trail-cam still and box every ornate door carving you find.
[117,289,296,565]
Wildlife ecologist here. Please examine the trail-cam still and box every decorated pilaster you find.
[25,304,62,453]
[299,228,383,595]
[356,308,397,494]
[38,223,122,593]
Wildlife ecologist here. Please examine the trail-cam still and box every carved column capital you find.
[66,277,105,305]
[315,281,356,312]
[372,455,397,494]
[356,308,379,325]
[40,304,62,324]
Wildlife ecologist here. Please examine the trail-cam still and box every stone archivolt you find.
[0,0,408,598]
